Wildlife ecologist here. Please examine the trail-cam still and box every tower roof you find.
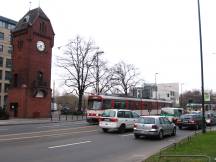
[13,7,50,32]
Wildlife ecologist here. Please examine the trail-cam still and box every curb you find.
[0,118,87,126]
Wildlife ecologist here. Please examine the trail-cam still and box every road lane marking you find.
[0,130,97,141]
[0,125,96,137]
[48,141,92,149]
[120,133,134,137]
[0,128,8,131]
[37,125,67,128]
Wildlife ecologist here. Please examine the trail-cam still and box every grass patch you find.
[144,131,216,162]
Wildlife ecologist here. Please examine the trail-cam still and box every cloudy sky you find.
[1,0,216,93]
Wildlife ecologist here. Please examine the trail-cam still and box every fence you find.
[50,111,87,121]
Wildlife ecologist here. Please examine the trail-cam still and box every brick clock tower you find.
[8,8,54,118]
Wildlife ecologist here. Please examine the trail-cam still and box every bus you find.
[160,107,184,123]
[86,95,172,124]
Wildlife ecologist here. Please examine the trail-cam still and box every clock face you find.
[36,41,45,52]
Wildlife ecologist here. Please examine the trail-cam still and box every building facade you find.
[0,16,17,108]
[8,8,54,118]
[130,83,179,106]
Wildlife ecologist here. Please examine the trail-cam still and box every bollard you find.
[66,114,67,120]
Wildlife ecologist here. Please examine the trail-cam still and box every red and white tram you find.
[86,95,172,124]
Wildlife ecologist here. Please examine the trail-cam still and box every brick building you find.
[8,8,54,118]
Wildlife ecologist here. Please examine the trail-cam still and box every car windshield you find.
[138,117,155,124]
[102,110,116,117]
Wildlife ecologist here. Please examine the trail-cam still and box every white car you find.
[99,109,140,133]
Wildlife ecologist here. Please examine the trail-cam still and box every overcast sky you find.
[1,0,216,93]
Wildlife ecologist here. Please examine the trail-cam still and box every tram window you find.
[103,99,111,109]
[121,101,126,109]
[114,101,121,109]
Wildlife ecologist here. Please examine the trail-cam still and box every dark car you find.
[60,107,72,115]
[176,113,202,130]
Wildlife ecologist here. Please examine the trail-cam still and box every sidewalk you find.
[0,115,87,126]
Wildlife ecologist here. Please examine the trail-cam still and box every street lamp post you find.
[155,73,159,114]
[197,0,206,133]
[180,83,184,107]
[95,51,104,95]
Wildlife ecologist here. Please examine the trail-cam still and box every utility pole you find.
[197,0,206,133]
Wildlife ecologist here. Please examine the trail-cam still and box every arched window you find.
[40,21,46,33]
[37,71,43,82]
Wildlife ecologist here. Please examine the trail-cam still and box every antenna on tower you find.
[29,1,32,10]
[38,0,40,7]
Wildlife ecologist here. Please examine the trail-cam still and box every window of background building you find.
[0,32,4,40]
[0,21,6,28]
[0,70,2,80]
[8,24,15,30]
[0,57,3,67]
[8,45,12,54]
[4,95,8,107]
[0,45,3,52]
[4,83,9,92]
[6,59,12,68]
[5,71,12,81]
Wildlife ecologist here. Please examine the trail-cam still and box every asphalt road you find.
[0,121,205,162]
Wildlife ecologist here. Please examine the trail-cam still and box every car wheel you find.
[102,128,108,133]
[158,130,163,140]
[118,124,126,133]
[172,128,176,136]
[179,126,182,130]
[134,134,140,139]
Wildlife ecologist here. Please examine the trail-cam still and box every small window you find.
[0,21,6,28]
[6,59,12,68]
[40,21,46,33]
[8,45,12,54]
[0,70,2,80]
[0,57,3,67]
[4,84,10,92]
[0,32,4,40]
[5,71,12,81]
[8,24,15,30]
[0,45,3,52]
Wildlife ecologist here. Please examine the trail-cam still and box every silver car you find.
[133,116,176,139]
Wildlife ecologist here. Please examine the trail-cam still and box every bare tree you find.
[111,61,140,96]
[57,36,98,112]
